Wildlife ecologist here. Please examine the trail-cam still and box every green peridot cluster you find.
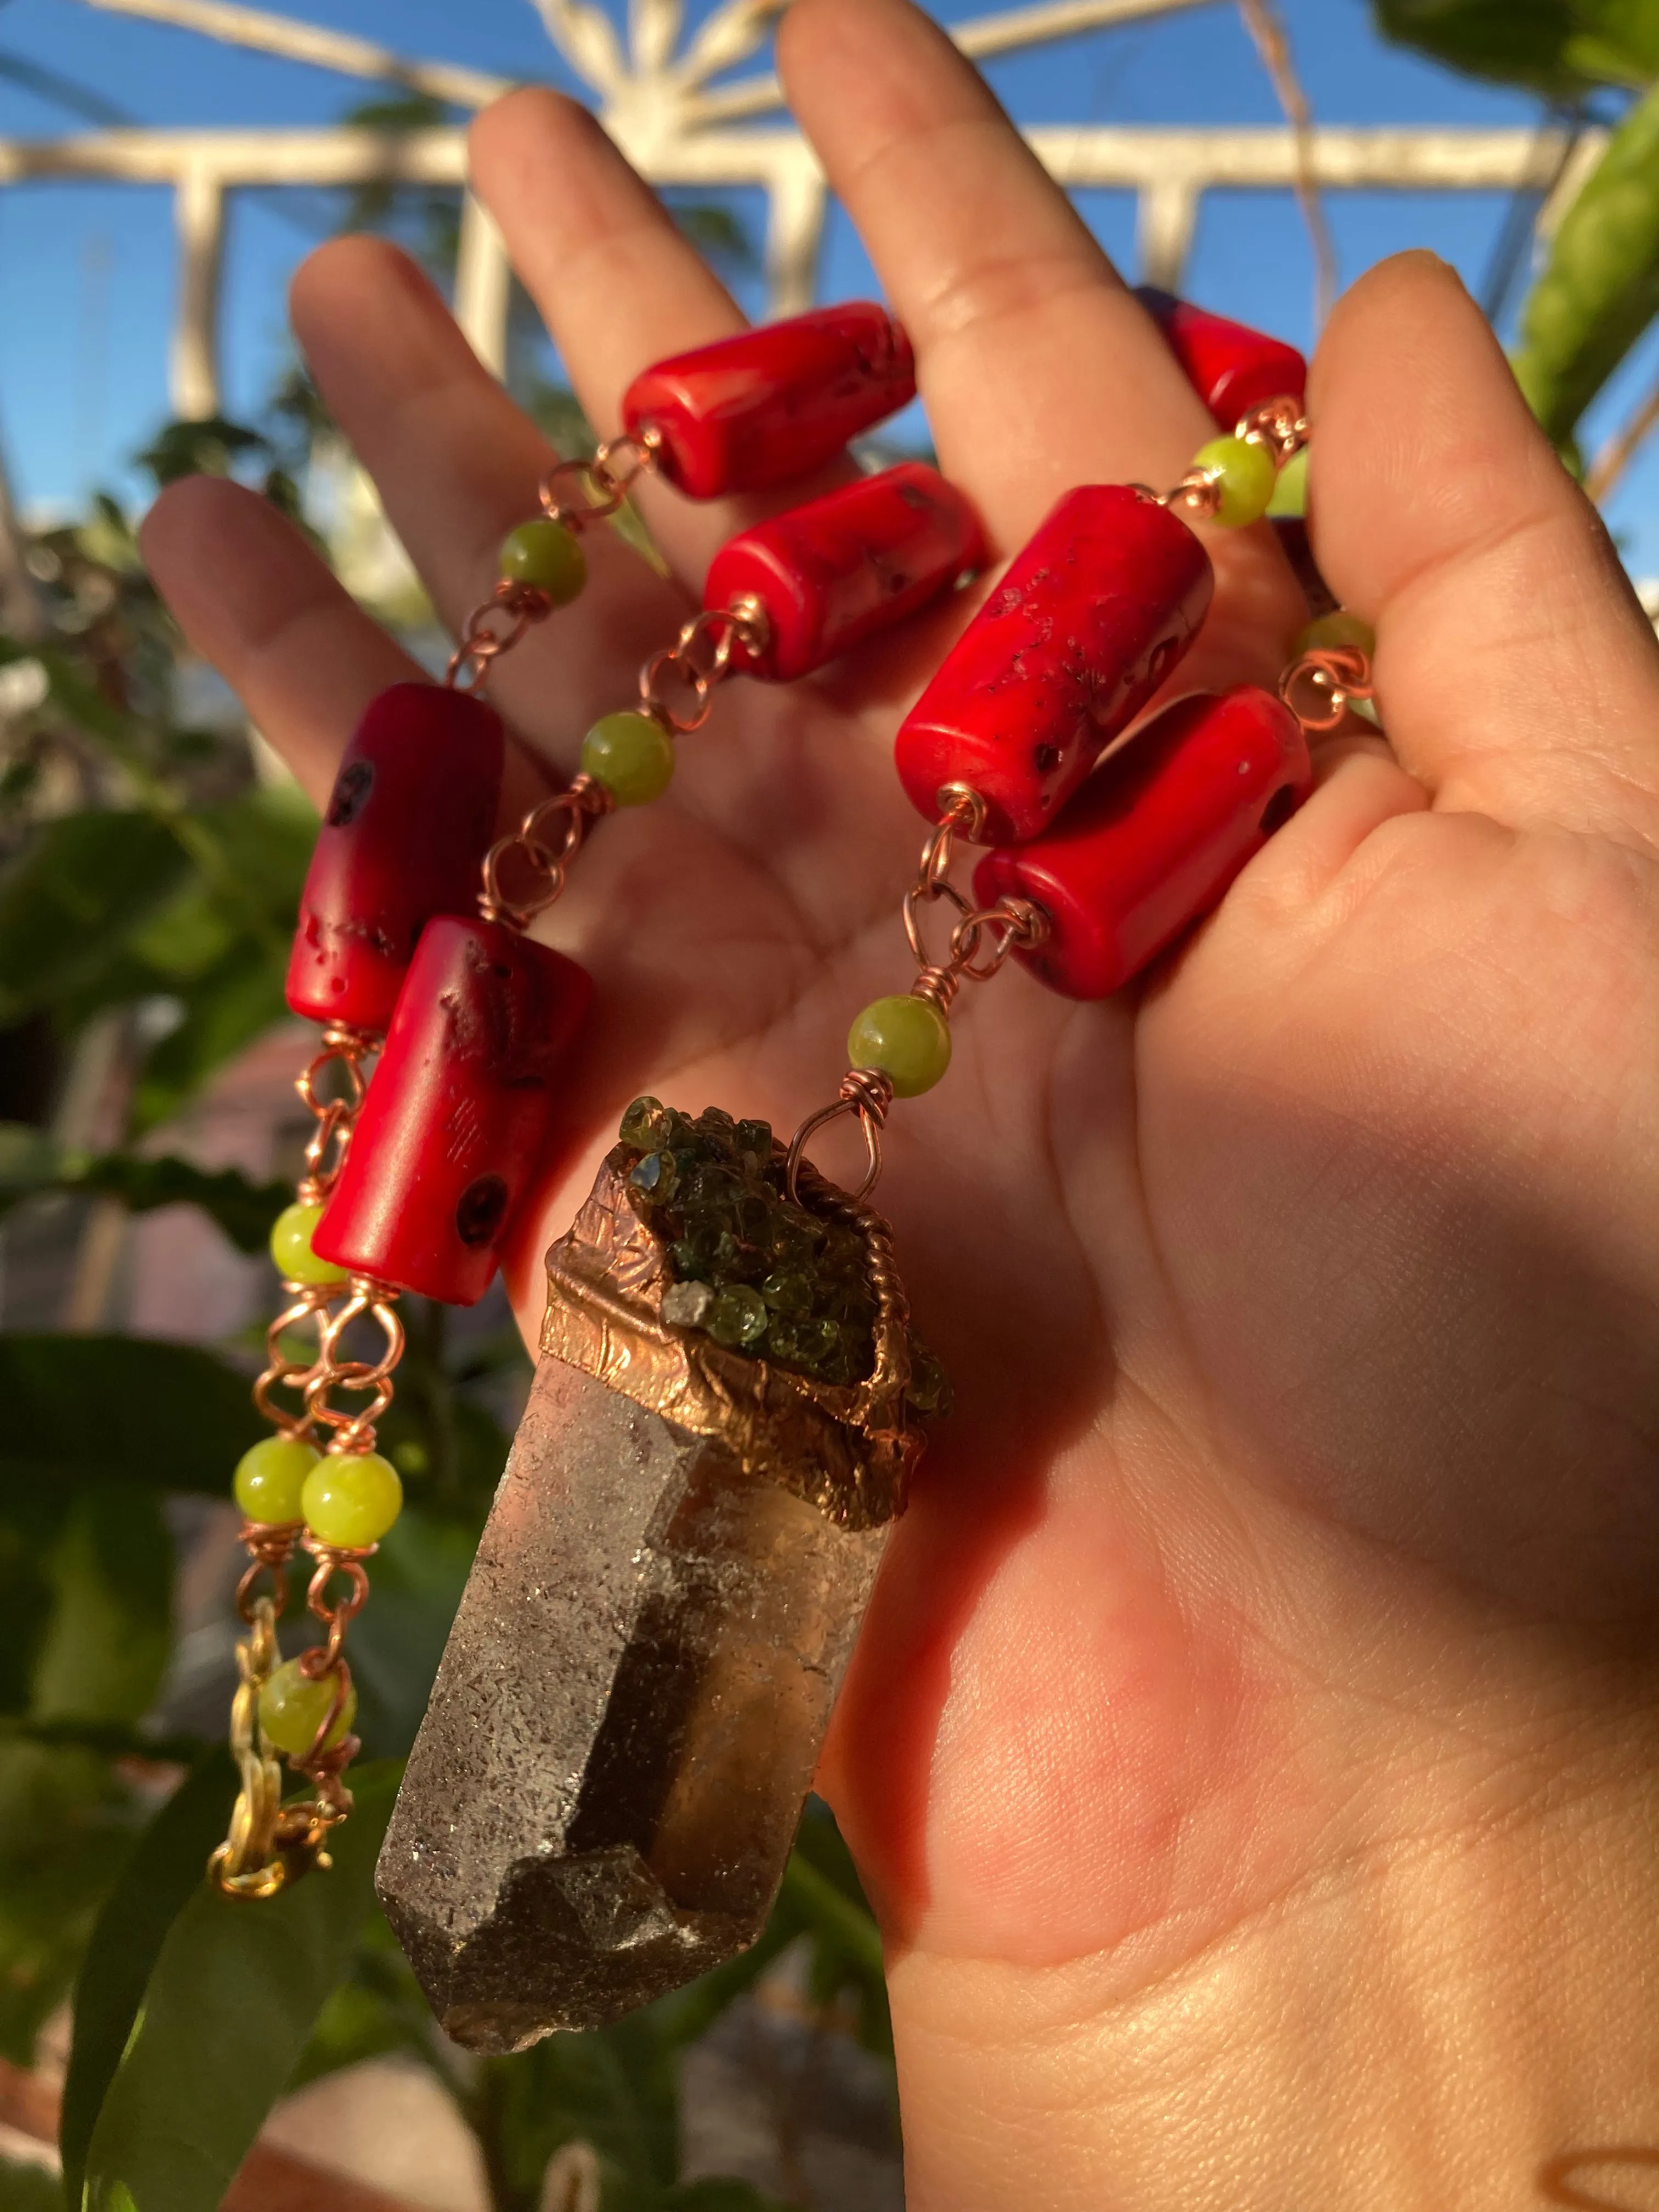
[618,1097,951,1415]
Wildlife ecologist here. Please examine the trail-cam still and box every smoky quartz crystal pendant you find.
[377,1107,929,2052]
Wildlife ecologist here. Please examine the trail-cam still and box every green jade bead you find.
[1294,608,1376,661]
[301,1449,404,1549]
[260,1655,357,1758]
[234,1435,319,1525]
[582,711,675,806]
[848,994,952,1098]
[499,518,587,606]
[270,1200,349,1286]
[1193,434,1278,528]
[1266,444,1308,519]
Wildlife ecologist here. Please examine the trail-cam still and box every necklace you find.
[210,291,1371,2056]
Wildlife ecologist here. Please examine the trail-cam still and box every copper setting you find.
[786,1067,895,1206]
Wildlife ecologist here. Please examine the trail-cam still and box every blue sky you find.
[0,0,1654,573]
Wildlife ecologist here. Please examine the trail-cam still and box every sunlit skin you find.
[143,1,1659,2202]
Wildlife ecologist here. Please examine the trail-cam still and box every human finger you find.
[466,86,865,586]
[776,0,1304,686]
[1310,251,1659,843]
[289,235,683,755]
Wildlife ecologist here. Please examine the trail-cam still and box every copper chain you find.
[787,790,1046,1204]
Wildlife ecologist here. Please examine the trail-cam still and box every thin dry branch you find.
[1585,374,1659,505]
[1237,0,1336,329]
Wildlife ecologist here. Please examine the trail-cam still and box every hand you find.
[142,3,1659,2203]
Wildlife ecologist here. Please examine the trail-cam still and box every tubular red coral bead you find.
[313,918,592,1306]
[705,462,983,682]
[622,302,916,499]
[894,485,1214,845]
[1135,287,1308,427]
[285,684,505,1035]
[973,685,1312,1000]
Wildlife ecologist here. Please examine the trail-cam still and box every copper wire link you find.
[788,795,1048,1203]
[478,772,613,931]
[444,579,554,695]
[786,1068,895,1207]
[639,599,769,735]
[539,429,661,527]
[1279,644,1374,733]
[295,1023,375,1206]
[1235,392,1311,464]
[303,1276,404,1455]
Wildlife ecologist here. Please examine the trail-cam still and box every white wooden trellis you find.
[0,0,1600,423]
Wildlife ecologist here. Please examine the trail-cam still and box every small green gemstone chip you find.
[847,994,952,1098]
[301,1449,403,1549]
[499,517,586,605]
[233,1435,319,1525]
[619,1094,665,1148]
[1192,434,1278,528]
[630,1149,678,1201]
[269,1200,349,1286]
[704,1284,768,1347]
[259,1655,357,1758]
[582,711,675,806]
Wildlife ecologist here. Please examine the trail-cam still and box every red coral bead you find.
[285,684,505,1036]
[705,462,983,682]
[894,484,1213,845]
[622,302,915,499]
[973,685,1312,1000]
[1135,287,1307,428]
[313,918,592,1305]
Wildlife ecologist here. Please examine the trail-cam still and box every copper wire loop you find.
[252,1280,334,1437]
[786,1067,895,1206]
[1235,393,1312,463]
[304,1280,404,1454]
[478,772,613,931]
[539,429,661,526]
[444,579,554,695]
[294,1024,376,1206]
[1279,645,1374,733]
[235,1520,300,1624]
[639,601,768,734]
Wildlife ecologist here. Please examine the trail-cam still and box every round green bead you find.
[269,1200,348,1286]
[301,1449,403,1549]
[1266,444,1308,519]
[848,995,951,1099]
[1193,434,1278,528]
[499,517,586,606]
[233,1435,319,1525]
[1293,608,1376,661]
[582,712,675,807]
[259,1656,357,1758]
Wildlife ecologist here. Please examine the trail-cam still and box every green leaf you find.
[0,815,189,1024]
[81,1762,400,2212]
[134,417,270,490]
[0,2157,65,2211]
[0,1743,139,2067]
[1374,0,1659,95]
[59,1752,237,2212]
[476,2011,681,2212]
[1514,78,1659,439]
[0,1335,262,1496]
[31,1486,172,1725]
[286,1909,442,2095]
[76,1152,288,1253]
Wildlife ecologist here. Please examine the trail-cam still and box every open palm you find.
[144,2,1659,2202]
